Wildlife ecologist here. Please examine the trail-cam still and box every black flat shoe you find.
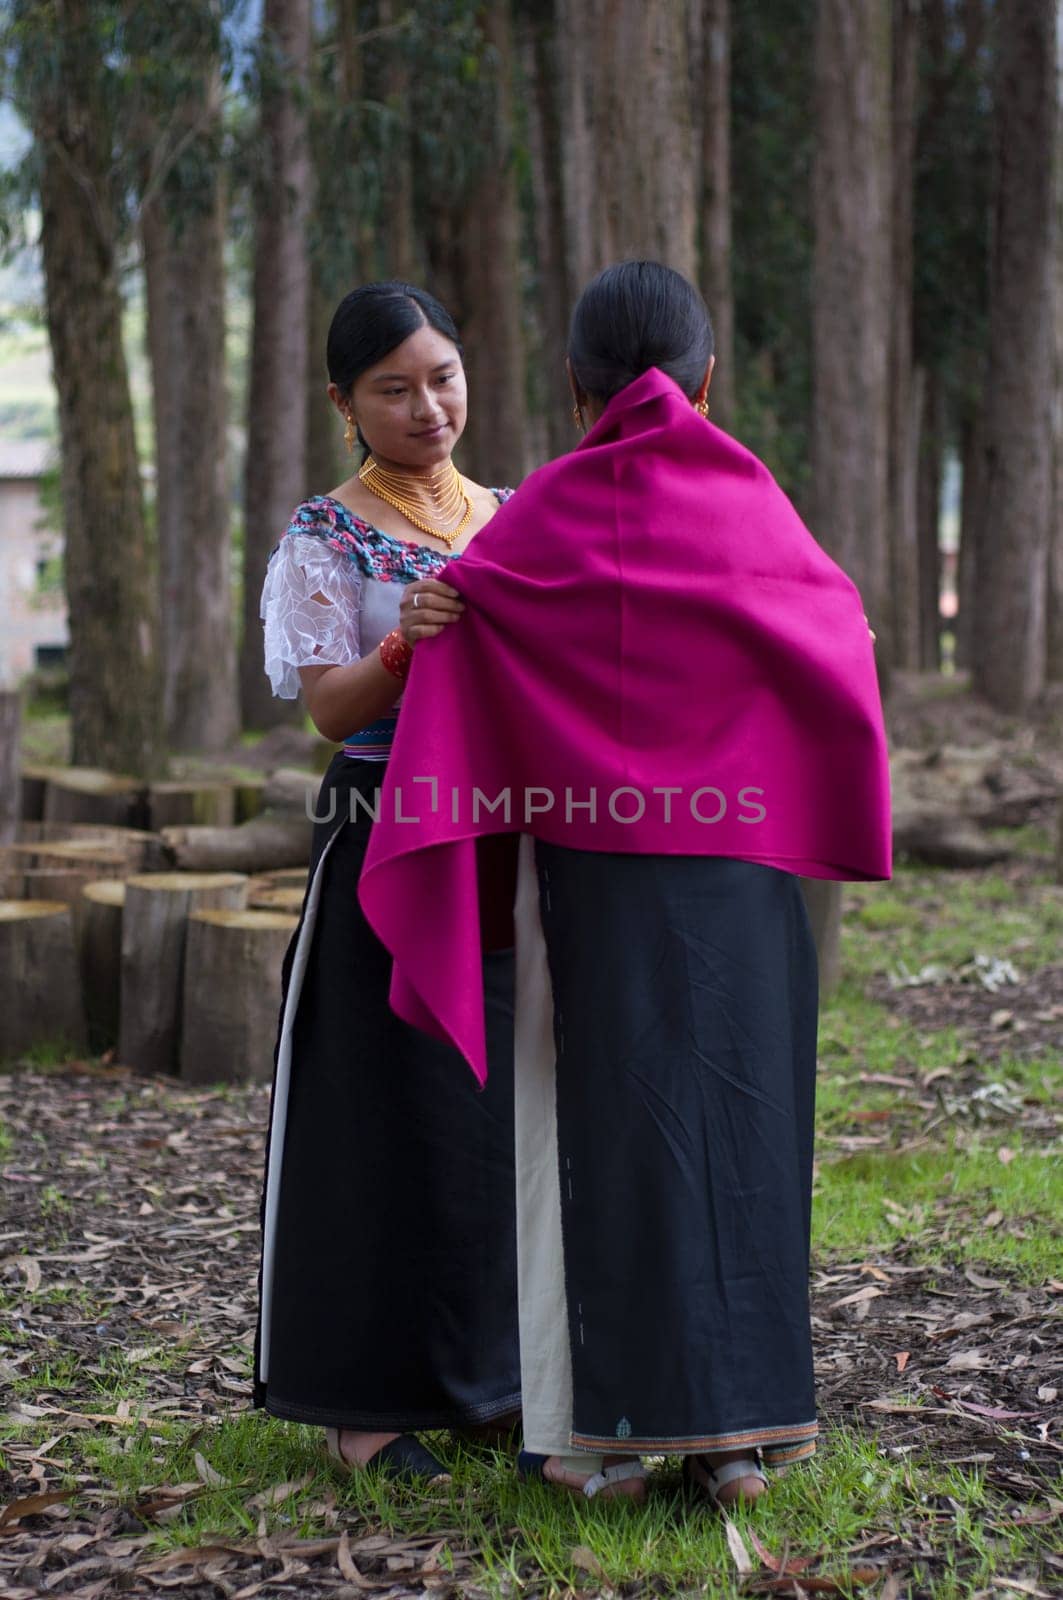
[324,1428,451,1486]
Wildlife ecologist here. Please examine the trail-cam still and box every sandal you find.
[324,1428,451,1486]
[683,1451,767,1508]
[518,1449,648,1502]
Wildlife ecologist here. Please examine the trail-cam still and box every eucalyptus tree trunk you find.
[239,0,313,731]
[142,62,236,754]
[32,0,164,776]
[810,0,894,668]
[457,1,529,490]
[889,0,921,669]
[558,0,697,288]
[696,0,735,429]
[972,0,1057,711]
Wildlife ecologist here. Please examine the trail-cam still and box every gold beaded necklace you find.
[358,454,473,546]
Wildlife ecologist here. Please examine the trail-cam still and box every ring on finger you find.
[413,592,422,609]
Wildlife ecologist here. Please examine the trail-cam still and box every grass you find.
[9,1409,1049,1599]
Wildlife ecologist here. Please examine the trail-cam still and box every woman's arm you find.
[297,652,406,744]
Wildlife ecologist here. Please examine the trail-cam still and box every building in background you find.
[0,440,67,684]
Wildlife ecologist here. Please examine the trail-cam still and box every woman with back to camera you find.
[359,261,891,1508]
[253,281,520,1486]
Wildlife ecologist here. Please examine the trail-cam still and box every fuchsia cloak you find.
[359,367,891,1084]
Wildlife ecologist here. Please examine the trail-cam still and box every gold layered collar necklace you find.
[358,454,473,547]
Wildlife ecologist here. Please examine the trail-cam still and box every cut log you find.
[247,885,305,914]
[180,908,298,1084]
[147,781,236,831]
[22,866,109,907]
[262,767,320,815]
[799,878,843,996]
[161,811,311,873]
[79,881,125,1051]
[262,867,310,889]
[118,872,248,1075]
[15,822,167,870]
[0,690,20,845]
[234,777,266,823]
[0,901,86,1059]
[44,769,145,829]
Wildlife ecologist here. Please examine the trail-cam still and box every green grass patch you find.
[55,1412,1058,1597]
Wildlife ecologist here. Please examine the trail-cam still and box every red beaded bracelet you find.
[379,627,413,681]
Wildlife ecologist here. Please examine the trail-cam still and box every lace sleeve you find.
[260,535,362,699]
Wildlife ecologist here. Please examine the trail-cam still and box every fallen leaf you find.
[997,1146,1016,1165]
[965,1267,1007,1290]
[0,1488,72,1527]
[827,1285,885,1311]
[193,1450,227,1487]
[571,1545,606,1579]
[946,1348,993,1371]
[723,1518,753,1575]
[245,1474,313,1510]
[1037,1386,1058,1403]
[337,1530,367,1585]
[895,1352,910,1373]
[983,1209,1004,1228]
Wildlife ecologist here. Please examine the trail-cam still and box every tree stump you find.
[44,769,144,829]
[0,901,86,1060]
[247,885,304,914]
[16,823,167,871]
[79,881,125,1051]
[180,909,298,1084]
[0,690,20,846]
[799,878,843,997]
[119,872,248,1075]
[234,778,266,824]
[147,781,236,831]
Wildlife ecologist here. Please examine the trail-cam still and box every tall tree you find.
[972,0,1057,711]
[811,0,894,661]
[11,0,164,776]
[888,0,921,669]
[239,0,313,731]
[558,0,697,288]
[139,15,236,754]
[695,0,735,429]
[1046,14,1063,685]
[455,1,528,488]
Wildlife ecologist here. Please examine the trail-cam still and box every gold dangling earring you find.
[344,412,357,454]
[572,404,585,435]
[695,398,709,418]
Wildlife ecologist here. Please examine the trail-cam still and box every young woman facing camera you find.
[253,283,520,1486]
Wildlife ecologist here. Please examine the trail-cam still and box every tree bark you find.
[239,0,313,731]
[698,0,735,429]
[972,0,1057,711]
[456,2,529,489]
[811,0,894,665]
[917,367,943,670]
[118,871,248,1074]
[79,880,125,1052]
[142,66,236,754]
[0,902,86,1059]
[889,0,921,668]
[32,0,164,776]
[0,691,20,846]
[1047,27,1063,684]
[557,0,697,287]
[956,404,984,672]
[521,0,574,460]
[180,908,298,1083]
[377,0,421,283]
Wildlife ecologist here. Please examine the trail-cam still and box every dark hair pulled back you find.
[567,260,714,404]
[326,280,463,399]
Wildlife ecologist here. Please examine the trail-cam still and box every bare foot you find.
[331,1428,401,1467]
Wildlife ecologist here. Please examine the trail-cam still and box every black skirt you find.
[520,842,819,1462]
[253,755,520,1429]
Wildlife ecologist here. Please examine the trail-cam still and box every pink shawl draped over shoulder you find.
[359,368,891,1084]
